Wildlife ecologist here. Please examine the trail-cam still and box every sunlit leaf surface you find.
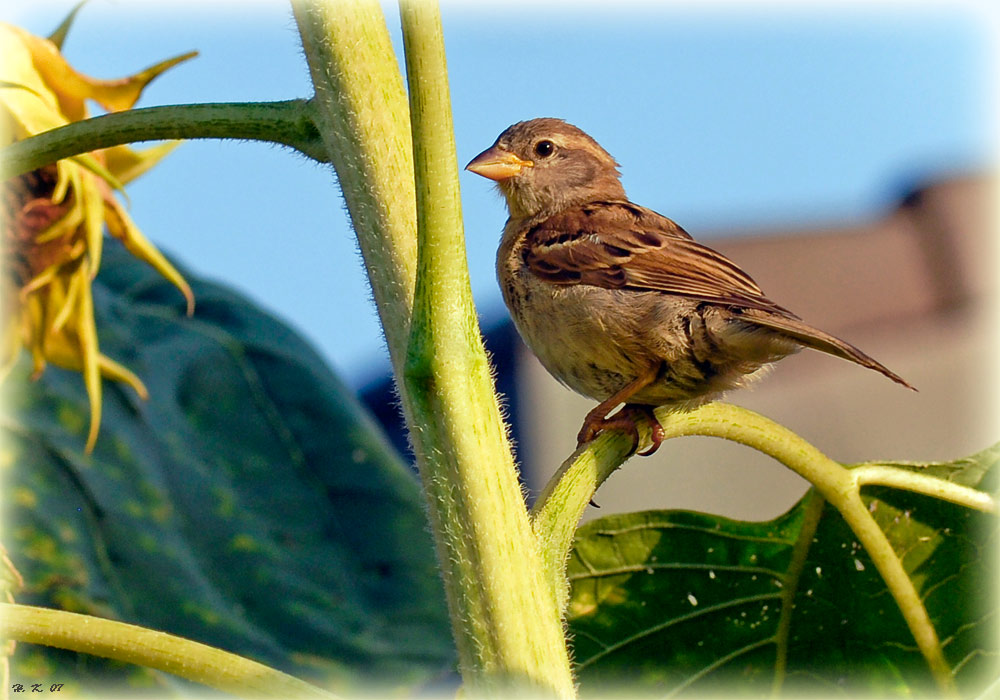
[568,446,998,697]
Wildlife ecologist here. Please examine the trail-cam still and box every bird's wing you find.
[523,201,915,389]
[523,200,793,315]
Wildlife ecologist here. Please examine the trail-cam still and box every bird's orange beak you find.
[465,146,533,181]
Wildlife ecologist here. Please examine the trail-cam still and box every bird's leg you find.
[577,363,663,452]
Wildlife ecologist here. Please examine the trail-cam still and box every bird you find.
[466,118,914,455]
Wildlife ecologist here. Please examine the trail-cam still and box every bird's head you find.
[466,118,625,219]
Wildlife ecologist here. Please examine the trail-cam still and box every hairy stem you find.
[399,0,573,695]
[530,430,635,609]
[294,0,572,695]
[291,0,418,374]
[0,100,326,179]
[0,604,334,699]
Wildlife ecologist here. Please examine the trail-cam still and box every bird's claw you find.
[576,405,664,457]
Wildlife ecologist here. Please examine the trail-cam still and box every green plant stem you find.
[291,0,418,374]
[533,402,971,696]
[293,1,572,695]
[0,100,326,179]
[0,604,335,699]
[398,1,573,695]
[530,430,635,609]
[852,464,997,512]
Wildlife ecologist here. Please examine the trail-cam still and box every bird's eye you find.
[533,140,555,158]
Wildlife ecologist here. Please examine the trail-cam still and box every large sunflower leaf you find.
[567,445,999,697]
[2,240,453,695]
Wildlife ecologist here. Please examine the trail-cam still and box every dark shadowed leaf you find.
[567,445,999,697]
[2,241,453,695]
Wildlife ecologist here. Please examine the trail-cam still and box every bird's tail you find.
[748,314,915,390]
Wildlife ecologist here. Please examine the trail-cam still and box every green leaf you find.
[566,445,999,697]
[2,241,453,694]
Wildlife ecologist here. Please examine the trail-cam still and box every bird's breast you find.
[497,232,657,400]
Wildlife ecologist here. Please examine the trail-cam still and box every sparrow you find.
[466,118,913,455]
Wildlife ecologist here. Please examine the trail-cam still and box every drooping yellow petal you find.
[0,287,23,382]
[50,262,82,333]
[79,171,105,275]
[105,201,194,315]
[22,293,47,378]
[104,141,180,185]
[97,355,148,401]
[75,259,101,453]
[19,265,60,299]
[33,196,83,244]
[50,159,73,203]
[69,153,126,197]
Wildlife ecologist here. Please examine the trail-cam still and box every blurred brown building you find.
[364,172,997,521]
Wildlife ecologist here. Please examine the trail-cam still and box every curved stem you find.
[530,430,634,610]
[0,100,326,178]
[533,402,973,696]
[0,604,335,699]
[852,464,997,513]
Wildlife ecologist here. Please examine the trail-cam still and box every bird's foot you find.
[576,404,665,456]
[628,405,666,456]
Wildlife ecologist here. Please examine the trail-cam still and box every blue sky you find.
[5,1,996,387]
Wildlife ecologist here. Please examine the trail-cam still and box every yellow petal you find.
[0,297,23,383]
[89,51,199,113]
[50,264,83,333]
[69,153,126,198]
[5,21,196,121]
[103,141,179,185]
[46,2,87,50]
[34,193,83,244]
[105,201,194,315]
[0,25,69,129]
[97,355,148,401]
[75,261,101,453]
[22,294,47,378]
[37,41,198,116]
[19,265,60,299]
[79,173,105,275]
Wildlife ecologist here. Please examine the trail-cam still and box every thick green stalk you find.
[291,0,418,373]
[293,1,572,694]
[398,1,573,695]
[0,100,326,179]
[0,604,334,699]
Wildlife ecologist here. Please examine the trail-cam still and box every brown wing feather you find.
[524,200,793,315]
[747,312,915,389]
